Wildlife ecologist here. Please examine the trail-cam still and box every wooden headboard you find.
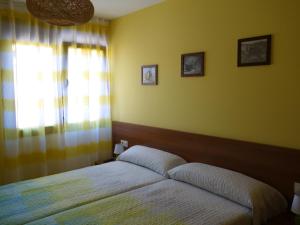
[112,121,300,203]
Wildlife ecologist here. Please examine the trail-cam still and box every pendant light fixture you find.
[26,0,94,26]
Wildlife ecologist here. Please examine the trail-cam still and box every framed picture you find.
[141,64,158,85]
[181,52,205,77]
[238,35,271,67]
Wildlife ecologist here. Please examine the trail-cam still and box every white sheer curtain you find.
[14,43,58,129]
[0,0,112,184]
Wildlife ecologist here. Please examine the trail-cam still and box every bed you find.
[26,163,287,225]
[0,137,294,225]
[0,146,186,225]
[25,180,253,225]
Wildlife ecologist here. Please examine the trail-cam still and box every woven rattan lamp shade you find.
[26,0,94,26]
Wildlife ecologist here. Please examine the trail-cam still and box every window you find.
[13,43,57,129]
[13,43,106,129]
[67,46,105,124]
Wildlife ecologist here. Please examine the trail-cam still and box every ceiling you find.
[91,0,165,20]
[17,0,165,20]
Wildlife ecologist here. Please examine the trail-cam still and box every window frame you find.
[13,42,59,133]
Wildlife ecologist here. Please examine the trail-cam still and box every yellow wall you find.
[110,0,300,149]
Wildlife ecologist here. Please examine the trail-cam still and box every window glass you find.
[14,43,57,129]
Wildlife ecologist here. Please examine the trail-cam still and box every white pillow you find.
[117,145,186,177]
[168,163,287,225]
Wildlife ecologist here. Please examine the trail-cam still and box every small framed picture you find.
[141,64,158,85]
[181,52,205,77]
[238,35,271,67]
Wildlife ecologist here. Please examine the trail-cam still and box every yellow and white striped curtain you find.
[0,0,112,184]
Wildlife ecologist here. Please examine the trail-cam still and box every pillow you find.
[117,145,186,177]
[168,163,287,225]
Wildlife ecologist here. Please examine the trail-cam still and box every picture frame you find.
[238,35,271,67]
[181,52,205,77]
[141,64,158,85]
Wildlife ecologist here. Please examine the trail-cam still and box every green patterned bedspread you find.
[27,180,252,225]
[0,161,165,225]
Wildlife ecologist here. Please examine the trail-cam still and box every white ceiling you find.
[16,0,164,20]
[91,0,164,19]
